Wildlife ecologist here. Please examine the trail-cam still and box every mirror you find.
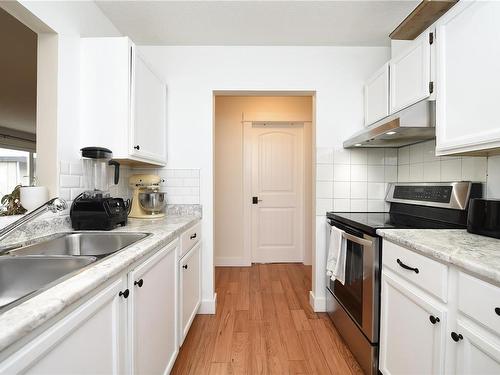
[0,7,37,198]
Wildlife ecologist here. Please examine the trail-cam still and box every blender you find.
[70,147,129,230]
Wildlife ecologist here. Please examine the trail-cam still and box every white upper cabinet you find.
[80,37,167,166]
[364,62,390,126]
[390,30,432,114]
[435,0,500,155]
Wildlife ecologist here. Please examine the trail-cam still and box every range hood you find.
[344,100,435,148]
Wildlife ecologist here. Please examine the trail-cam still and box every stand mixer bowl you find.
[138,191,166,214]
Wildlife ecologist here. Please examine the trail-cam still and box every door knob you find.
[429,315,440,324]
[119,289,130,299]
[183,264,188,269]
[451,332,463,342]
[134,279,144,288]
[134,145,140,150]
[252,196,263,204]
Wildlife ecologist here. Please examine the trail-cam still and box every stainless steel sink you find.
[8,232,150,257]
[0,256,96,309]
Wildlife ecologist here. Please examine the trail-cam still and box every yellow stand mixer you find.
[129,174,166,219]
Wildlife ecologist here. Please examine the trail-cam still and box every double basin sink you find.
[0,232,149,310]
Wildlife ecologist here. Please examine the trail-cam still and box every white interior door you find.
[246,122,304,263]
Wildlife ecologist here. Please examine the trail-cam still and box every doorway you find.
[214,93,314,266]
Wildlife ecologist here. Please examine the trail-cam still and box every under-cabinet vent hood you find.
[344,100,435,148]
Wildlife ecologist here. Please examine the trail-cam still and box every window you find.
[0,147,35,197]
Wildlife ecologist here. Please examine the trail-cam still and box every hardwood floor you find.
[171,264,363,375]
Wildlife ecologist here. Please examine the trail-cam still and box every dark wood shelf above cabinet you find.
[390,0,458,40]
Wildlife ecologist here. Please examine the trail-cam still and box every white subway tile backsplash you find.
[59,188,71,201]
[316,181,334,199]
[367,183,386,200]
[441,158,462,181]
[333,148,350,165]
[367,200,385,212]
[398,147,409,165]
[397,164,409,182]
[367,165,385,182]
[69,161,83,176]
[423,161,440,182]
[409,143,424,164]
[60,161,70,175]
[316,148,334,164]
[184,178,200,187]
[422,140,439,162]
[350,149,367,165]
[333,164,350,182]
[334,199,350,211]
[384,165,398,182]
[350,182,367,199]
[367,149,385,165]
[409,163,424,182]
[60,175,80,188]
[384,149,398,166]
[461,157,487,182]
[334,181,350,199]
[350,199,367,212]
[351,164,367,182]
[316,198,333,215]
[317,165,334,181]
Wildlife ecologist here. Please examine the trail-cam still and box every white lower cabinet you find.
[381,239,500,374]
[0,277,128,374]
[380,270,446,375]
[179,241,201,345]
[129,240,178,375]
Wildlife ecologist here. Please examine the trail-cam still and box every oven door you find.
[327,220,380,343]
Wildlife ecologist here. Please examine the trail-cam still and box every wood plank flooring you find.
[171,264,363,375]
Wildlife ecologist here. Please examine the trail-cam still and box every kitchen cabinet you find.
[389,30,433,114]
[80,37,167,166]
[0,277,127,374]
[364,62,390,126]
[435,0,500,155]
[179,241,201,345]
[128,240,178,375]
[381,239,500,374]
[380,270,446,375]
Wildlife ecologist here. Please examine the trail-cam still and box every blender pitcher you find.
[80,147,120,198]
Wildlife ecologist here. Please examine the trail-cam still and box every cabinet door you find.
[454,320,500,375]
[129,240,178,375]
[179,241,201,344]
[0,277,127,374]
[380,270,446,375]
[364,62,390,126]
[131,49,167,163]
[435,0,500,155]
[390,31,431,114]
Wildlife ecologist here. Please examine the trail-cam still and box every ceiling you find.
[0,7,37,135]
[95,1,419,46]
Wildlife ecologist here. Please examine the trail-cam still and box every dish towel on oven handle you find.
[326,225,347,285]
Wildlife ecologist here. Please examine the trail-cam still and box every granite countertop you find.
[377,229,500,285]
[0,214,200,353]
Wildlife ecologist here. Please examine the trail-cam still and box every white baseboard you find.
[309,291,326,312]
[215,257,251,267]
[198,293,217,314]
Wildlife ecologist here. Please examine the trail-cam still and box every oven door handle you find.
[341,231,373,248]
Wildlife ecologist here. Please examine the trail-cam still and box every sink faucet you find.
[0,198,68,244]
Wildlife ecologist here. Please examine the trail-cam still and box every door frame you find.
[242,120,311,265]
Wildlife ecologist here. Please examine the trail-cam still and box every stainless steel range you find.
[325,182,482,375]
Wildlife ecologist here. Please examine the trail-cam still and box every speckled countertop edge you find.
[377,229,500,286]
[0,215,200,353]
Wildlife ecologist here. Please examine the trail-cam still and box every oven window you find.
[331,239,364,325]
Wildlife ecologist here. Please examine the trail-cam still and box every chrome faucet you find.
[0,198,68,244]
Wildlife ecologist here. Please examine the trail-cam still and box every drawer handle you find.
[397,259,419,274]
[429,315,440,325]
[495,307,500,316]
[119,289,130,299]
[134,279,144,288]
[190,233,197,240]
[183,264,188,270]
[451,332,463,342]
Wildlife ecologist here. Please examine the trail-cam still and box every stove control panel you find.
[393,185,452,203]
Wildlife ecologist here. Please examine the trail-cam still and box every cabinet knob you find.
[190,233,197,240]
[429,315,440,324]
[119,289,130,299]
[134,145,140,150]
[134,279,144,288]
[183,264,188,270]
[495,307,500,316]
[451,332,463,342]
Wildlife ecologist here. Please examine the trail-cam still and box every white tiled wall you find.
[316,148,398,215]
[397,140,488,183]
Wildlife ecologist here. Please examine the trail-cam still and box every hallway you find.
[171,264,363,374]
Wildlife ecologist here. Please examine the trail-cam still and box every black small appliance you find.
[467,198,500,239]
[70,147,129,231]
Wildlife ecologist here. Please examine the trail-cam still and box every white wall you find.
[138,45,390,311]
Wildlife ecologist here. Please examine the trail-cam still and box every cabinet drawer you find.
[180,222,201,258]
[382,240,448,301]
[458,272,500,336]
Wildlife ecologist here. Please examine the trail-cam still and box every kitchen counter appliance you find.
[467,198,500,239]
[129,174,166,219]
[326,181,482,375]
[70,147,128,230]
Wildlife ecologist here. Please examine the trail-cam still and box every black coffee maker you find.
[70,147,129,230]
